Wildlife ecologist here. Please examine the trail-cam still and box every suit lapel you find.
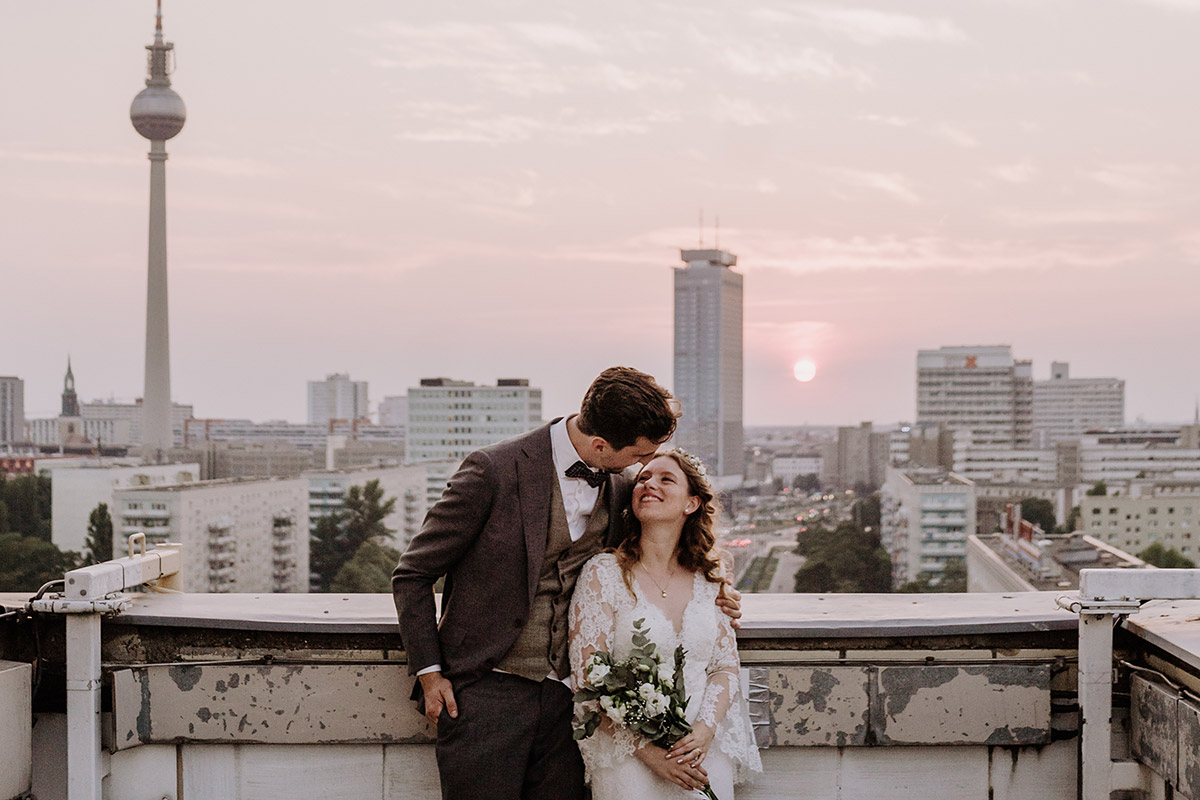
[516,422,556,607]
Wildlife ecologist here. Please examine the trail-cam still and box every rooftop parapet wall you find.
[8,591,1200,799]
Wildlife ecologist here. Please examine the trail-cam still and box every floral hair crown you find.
[672,448,708,480]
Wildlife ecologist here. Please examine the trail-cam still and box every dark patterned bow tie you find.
[565,460,607,488]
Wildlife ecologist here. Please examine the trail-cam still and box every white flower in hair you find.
[673,448,708,479]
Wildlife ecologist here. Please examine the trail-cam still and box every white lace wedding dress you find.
[568,553,762,800]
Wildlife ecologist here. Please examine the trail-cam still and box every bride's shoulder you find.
[582,551,619,575]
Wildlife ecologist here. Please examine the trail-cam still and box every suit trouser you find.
[435,671,585,800]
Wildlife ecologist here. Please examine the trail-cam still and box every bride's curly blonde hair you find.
[615,449,727,597]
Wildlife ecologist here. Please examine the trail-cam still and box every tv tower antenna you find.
[130,0,186,462]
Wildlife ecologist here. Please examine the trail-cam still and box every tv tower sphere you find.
[130,3,185,141]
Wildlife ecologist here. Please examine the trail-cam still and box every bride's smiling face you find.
[632,456,700,525]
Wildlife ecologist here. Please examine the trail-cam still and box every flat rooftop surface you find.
[2,591,1080,637]
[1122,599,1200,672]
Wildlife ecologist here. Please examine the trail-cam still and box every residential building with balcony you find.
[1032,361,1125,446]
[882,465,977,586]
[113,477,309,593]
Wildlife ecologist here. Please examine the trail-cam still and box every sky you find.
[3,0,1199,426]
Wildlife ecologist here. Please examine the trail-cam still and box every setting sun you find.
[793,358,817,383]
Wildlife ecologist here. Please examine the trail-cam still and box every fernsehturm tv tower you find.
[130,1,185,462]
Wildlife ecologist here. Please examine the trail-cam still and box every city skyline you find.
[4,1,1199,426]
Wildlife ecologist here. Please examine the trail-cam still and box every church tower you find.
[61,358,80,417]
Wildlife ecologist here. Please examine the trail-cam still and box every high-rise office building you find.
[1032,362,1124,445]
[673,248,744,488]
[406,378,542,462]
[307,374,369,426]
[916,345,1033,450]
[0,377,25,446]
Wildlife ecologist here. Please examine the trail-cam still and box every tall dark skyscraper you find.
[672,248,744,488]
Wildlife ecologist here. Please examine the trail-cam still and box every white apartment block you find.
[114,477,310,593]
[1033,362,1124,446]
[1077,431,1200,483]
[378,396,408,427]
[917,345,1033,450]
[406,378,542,462]
[45,460,200,554]
[951,437,1059,483]
[184,419,403,451]
[78,400,193,447]
[673,248,744,488]
[772,455,824,486]
[308,374,369,426]
[882,465,977,586]
[1079,492,1200,558]
[0,377,25,446]
[306,459,458,555]
[27,417,133,449]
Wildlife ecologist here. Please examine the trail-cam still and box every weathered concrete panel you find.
[1131,674,1179,785]
[181,745,238,800]
[0,661,32,800]
[112,664,433,749]
[1176,694,1200,799]
[105,744,177,800]
[839,746,989,797]
[383,744,440,800]
[238,744,383,800]
[739,748,840,799]
[988,740,1078,800]
[767,666,871,746]
[873,665,1050,746]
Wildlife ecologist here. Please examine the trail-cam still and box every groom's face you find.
[595,436,663,473]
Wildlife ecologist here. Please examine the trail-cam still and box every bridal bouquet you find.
[573,617,720,800]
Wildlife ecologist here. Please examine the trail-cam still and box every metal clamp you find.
[128,532,146,559]
[29,594,130,616]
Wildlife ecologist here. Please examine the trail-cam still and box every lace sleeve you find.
[700,608,763,781]
[568,555,642,773]
[568,556,616,686]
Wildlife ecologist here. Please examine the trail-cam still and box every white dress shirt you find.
[550,415,602,542]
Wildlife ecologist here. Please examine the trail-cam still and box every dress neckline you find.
[630,567,702,639]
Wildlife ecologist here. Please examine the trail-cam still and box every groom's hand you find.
[418,671,458,725]
[717,579,743,629]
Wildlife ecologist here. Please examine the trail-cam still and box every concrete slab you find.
[767,666,870,746]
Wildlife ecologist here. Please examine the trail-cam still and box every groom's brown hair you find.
[577,367,678,450]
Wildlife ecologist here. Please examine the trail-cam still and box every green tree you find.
[1019,497,1057,534]
[1,475,52,541]
[0,500,9,535]
[83,503,114,564]
[897,557,967,593]
[1056,505,1082,534]
[791,473,821,494]
[1086,481,1108,497]
[310,479,397,592]
[1138,543,1196,569]
[853,495,881,530]
[331,539,402,592]
[0,533,80,592]
[794,520,892,593]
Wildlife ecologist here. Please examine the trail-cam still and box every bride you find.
[568,449,762,799]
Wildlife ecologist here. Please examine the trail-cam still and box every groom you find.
[393,366,738,799]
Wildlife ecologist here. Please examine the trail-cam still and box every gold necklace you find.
[638,562,674,598]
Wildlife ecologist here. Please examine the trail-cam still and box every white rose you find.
[638,683,656,701]
[587,662,611,684]
[657,663,674,685]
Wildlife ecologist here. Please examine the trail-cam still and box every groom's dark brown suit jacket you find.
[392,420,633,683]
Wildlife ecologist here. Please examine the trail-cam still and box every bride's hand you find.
[664,721,715,767]
[635,744,709,792]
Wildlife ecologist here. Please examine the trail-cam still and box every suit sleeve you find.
[392,449,497,675]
